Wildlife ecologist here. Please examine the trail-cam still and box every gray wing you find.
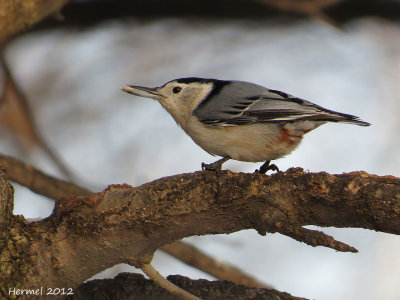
[193,81,370,126]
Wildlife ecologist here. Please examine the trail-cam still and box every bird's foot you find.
[201,157,230,172]
[255,160,279,174]
[201,162,217,171]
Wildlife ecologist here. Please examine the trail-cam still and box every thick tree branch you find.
[0,153,262,289]
[1,167,399,297]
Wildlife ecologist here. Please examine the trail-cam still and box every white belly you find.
[183,119,303,162]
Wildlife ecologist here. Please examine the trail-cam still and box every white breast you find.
[182,117,301,162]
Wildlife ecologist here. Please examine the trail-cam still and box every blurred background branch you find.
[33,0,400,29]
[3,0,400,44]
[0,54,75,180]
[0,0,70,45]
[0,153,89,200]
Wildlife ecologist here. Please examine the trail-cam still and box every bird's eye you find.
[172,86,182,94]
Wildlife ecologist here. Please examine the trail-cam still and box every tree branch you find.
[29,0,400,31]
[140,263,201,300]
[68,273,305,300]
[0,0,71,45]
[0,153,263,289]
[161,241,270,288]
[0,153,90,201]
[0,54,76,180]
[254,0,343,26]
[0,167,13,249]
[1,167,399,297]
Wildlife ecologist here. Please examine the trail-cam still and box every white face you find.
[122,79,213,127]
[151,80,213,126]
[156,81,212,111]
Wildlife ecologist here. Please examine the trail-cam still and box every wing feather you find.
[193,81,370,127]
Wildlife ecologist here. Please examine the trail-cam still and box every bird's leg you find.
[202,157,230,172]
[256,160,279,174]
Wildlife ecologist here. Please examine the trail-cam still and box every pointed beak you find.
[121,85,163,100]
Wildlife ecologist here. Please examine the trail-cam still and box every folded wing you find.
[193,81,370,127]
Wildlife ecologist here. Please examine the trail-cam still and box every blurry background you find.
[1,0,400,299]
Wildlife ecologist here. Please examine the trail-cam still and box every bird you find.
[121,77,370,174]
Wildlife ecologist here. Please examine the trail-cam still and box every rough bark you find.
[0,168,13,250]
[0,167,399,298]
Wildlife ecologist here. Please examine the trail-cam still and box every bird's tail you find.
[320,109,371,126]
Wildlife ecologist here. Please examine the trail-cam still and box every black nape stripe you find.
[192,79,231,113]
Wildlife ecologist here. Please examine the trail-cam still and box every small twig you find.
[275,222,358,252]
[161,241,270,288]
[140,263,201,300]
[252,202,358,253]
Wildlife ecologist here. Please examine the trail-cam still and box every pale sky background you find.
[2,16,400,300]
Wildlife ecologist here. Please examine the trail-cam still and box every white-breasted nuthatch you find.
[121,77,370,173]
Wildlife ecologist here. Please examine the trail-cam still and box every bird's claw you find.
[256,160,279,174]
[201,157,229,172]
